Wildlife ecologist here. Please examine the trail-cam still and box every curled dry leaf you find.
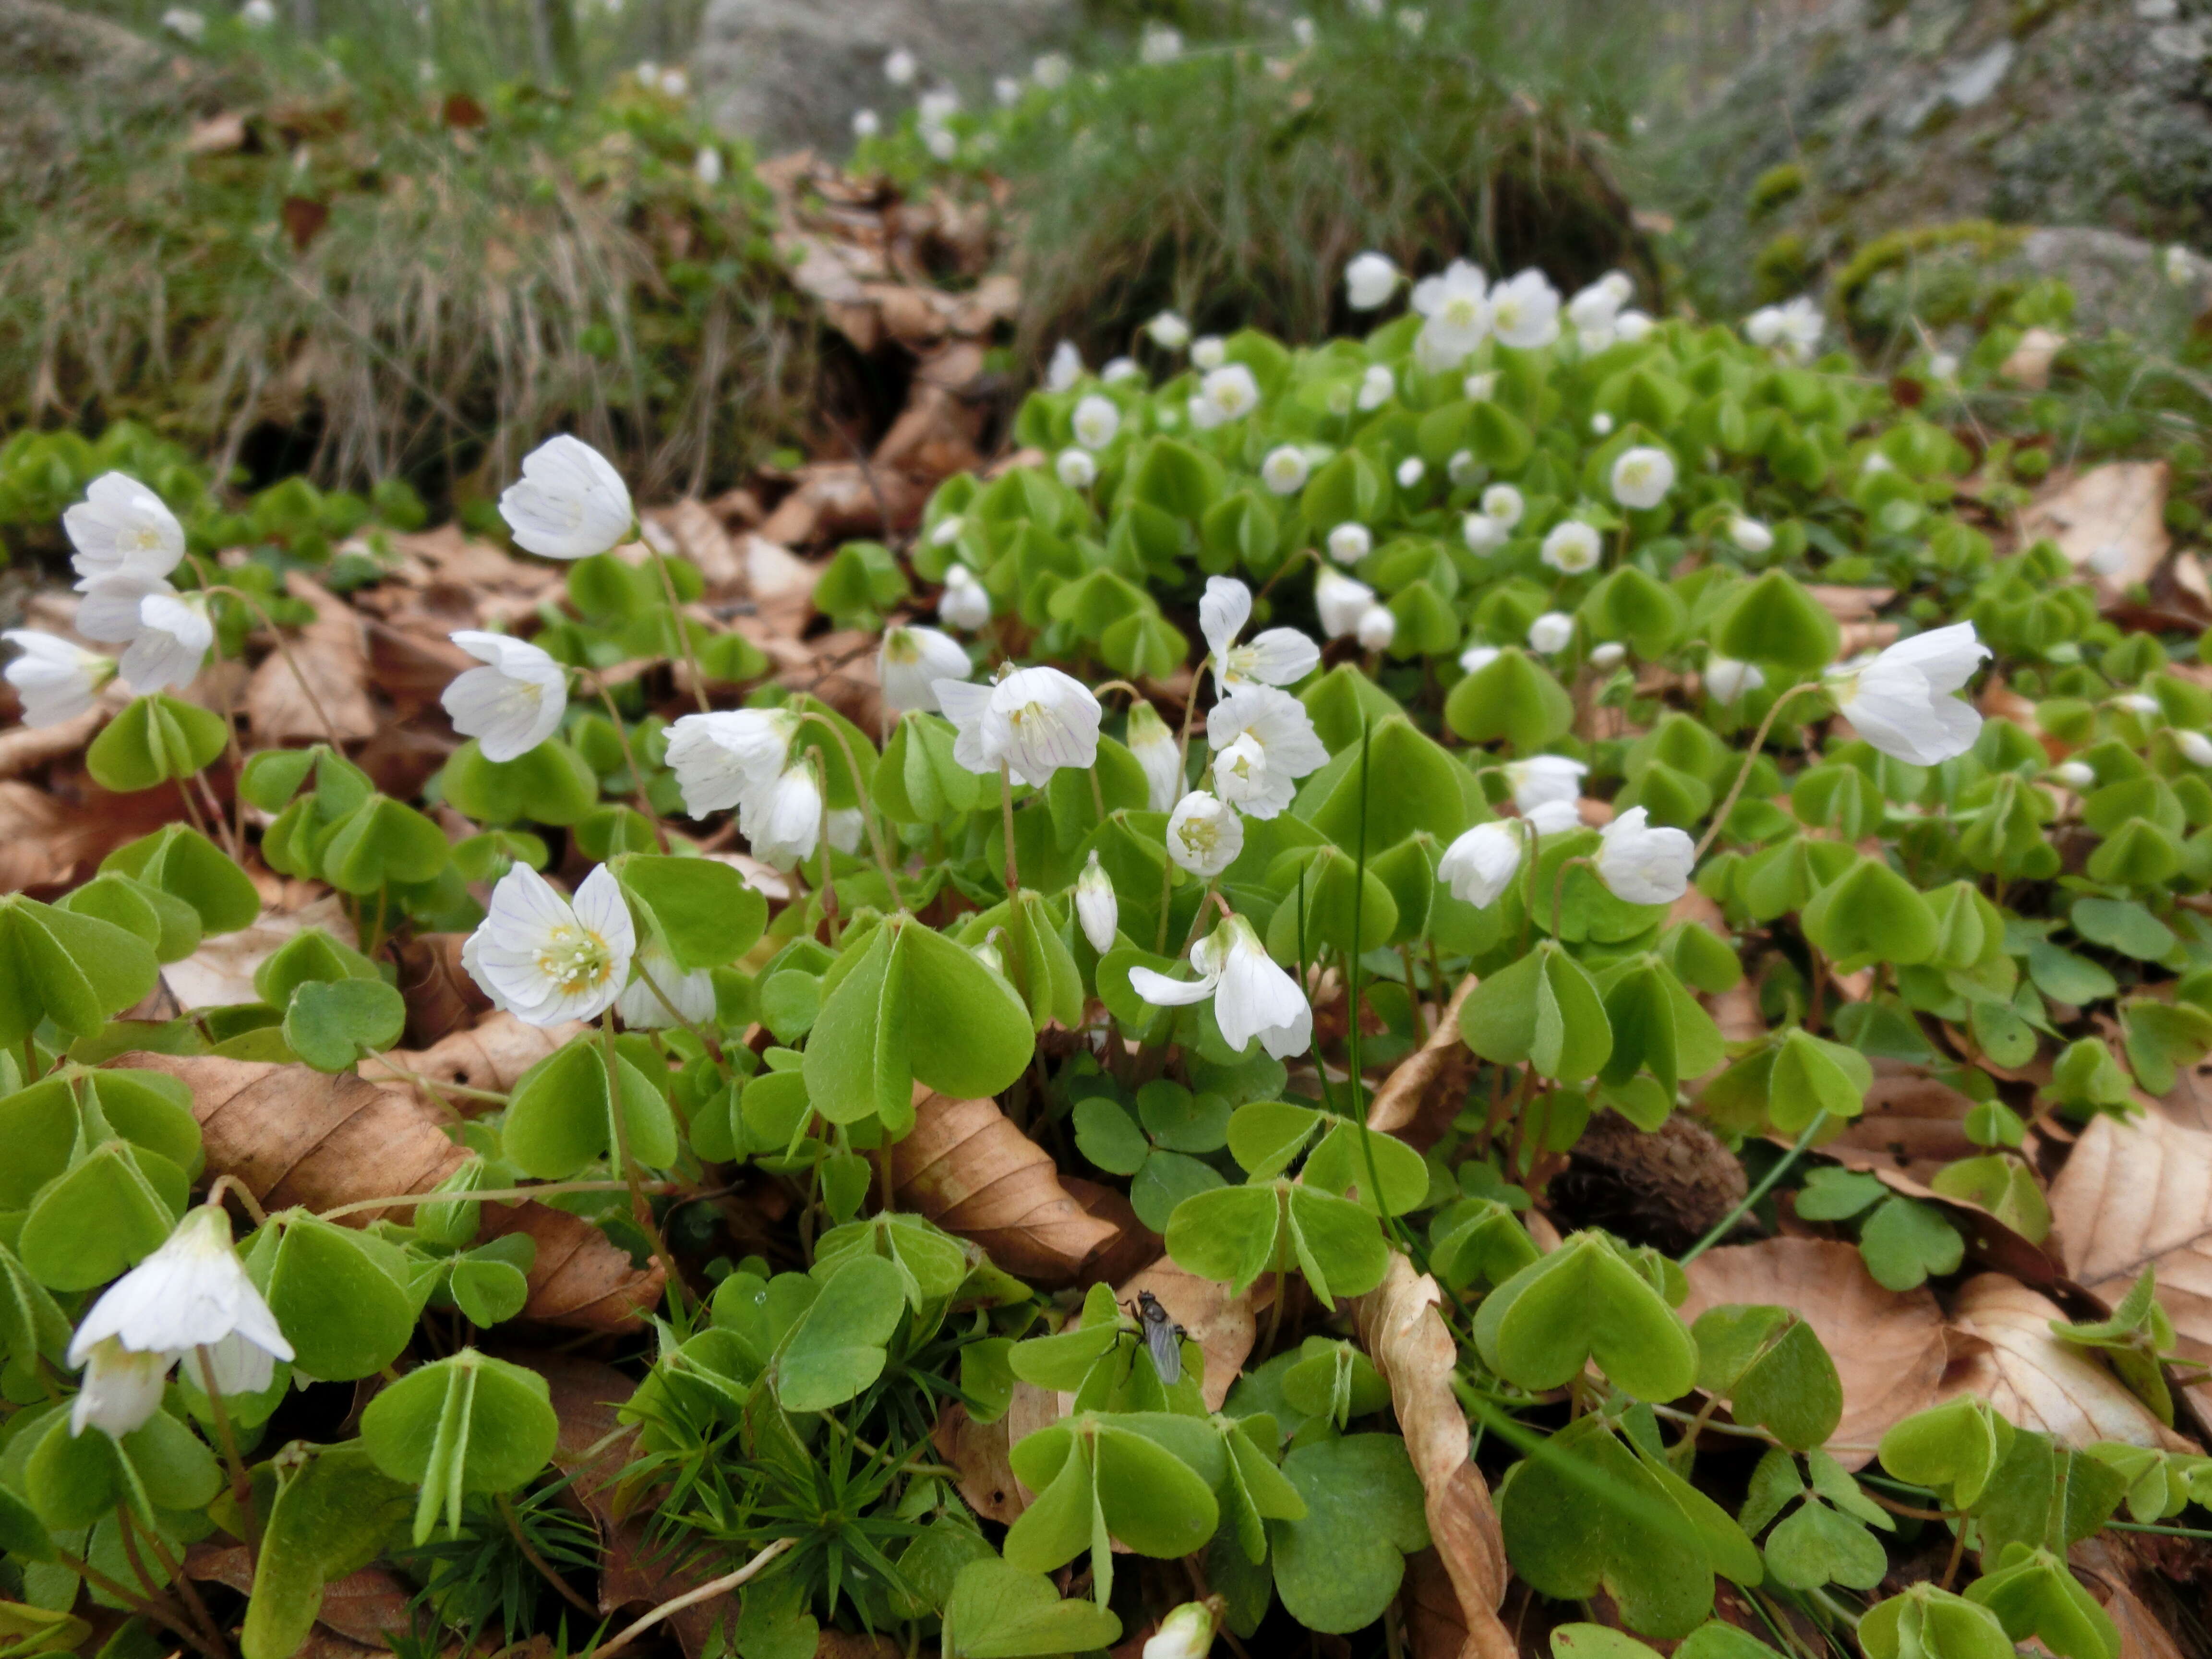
[2051,1111,2212,1385]
[244,574,377,745]
[933,1397,1028,1526]
[1058,1174,1159,1289]
[0,778,173,891]
[2103,1584,2189,1659]
[1368,976,1478,1152]
[162,894,357,1011]
[1116,1257,1267,1413]
[111,1051,661,1331]
[1354,1253,1515,1659]
[1941,1275,2190,1451]
[885,1087,1118,1284]
[1678,1238,1947,1469]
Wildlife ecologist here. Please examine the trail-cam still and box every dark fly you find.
[1126,1289,1187,1386]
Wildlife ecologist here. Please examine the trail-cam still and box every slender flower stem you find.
[201,579,342,747]
[204,1174,269,1226]
[600,1011,685,1310]
[999,759,1021,896]
[587,674,670,851]
[794,710,902,894]
[317,1178,669,1224]
[195,1345,253,1522]
[1695,681,1827,861]
[1155,664,1212,952]
[643,542,713,714]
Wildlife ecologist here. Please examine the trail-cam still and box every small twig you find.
[592,1537,796,1658]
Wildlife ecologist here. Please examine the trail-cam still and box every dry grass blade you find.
[1678,1238,1947,1469]
[885,1086,1118,1284]
[1355,1254,1515,1659]
[1941,1275,2191,1451]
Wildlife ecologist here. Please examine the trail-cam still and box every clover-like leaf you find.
[1474,1231,1696,1401]
[359,1349,559,1544]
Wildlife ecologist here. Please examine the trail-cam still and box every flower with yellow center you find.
[466,864,636,1026]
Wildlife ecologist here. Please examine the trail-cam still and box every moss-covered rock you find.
[1654,0,2212,337]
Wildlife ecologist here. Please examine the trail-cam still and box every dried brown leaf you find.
[1678,1238,1946,1468]
[2103,1585,2188,1659]
[1116,1258,1265,1413]
[245,575,377,744]
[2020,461,2170,592]
[2051,1111,2212,1386]
[0,778,175,891]
[476,1200,665,1333]
[1368,977,1478,1152]
[1941,1275,2190,1450]
[0,684,128,779]
[1355,1254,1515,1659]
[932,1399,1026,1525]
[393,932,494,1046]
[385,1011,583,1097]
[112,1051,661,1330]
[186,1546,413,1647]
[886,1087,1118,1284]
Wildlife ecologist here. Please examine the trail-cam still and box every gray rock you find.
[1656,0,2212,326]
[695,0,1079,156]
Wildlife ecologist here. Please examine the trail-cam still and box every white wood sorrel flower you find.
[499,435,635,560]
[64,472,186,586]
[878,624,971,715]
[616,938,718,1029]
[1076,851,1118,952]
[1505,755,1587,815]
[69,1203,293,1436]
[1825,623,1991,766]
[444,630,568,761]
[1130,914,1311,1059]
[467,864,636,1025]
[1438,819,1526,907]
[1166,789,1243,876]
[1610,445,1676,510]
[743,762,824,871]
[1200,577,1320,695]
[1126,700,1184,811]
[121,592,213,694]
[1209,685,1328,819]
[936,665,1101,786]
[1596,806,1695,906]
[1345,250,1400,311]
[664,708,799,817]
[3,631,113,727]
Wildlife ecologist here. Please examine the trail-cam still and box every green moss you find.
[1748,163,1806,218]
[1831,220,2024,310]
[1752,233,1814,303]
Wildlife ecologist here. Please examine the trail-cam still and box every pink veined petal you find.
[934,677,995,734]
[483,865,578,950]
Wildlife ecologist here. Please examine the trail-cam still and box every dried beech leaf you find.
[598,1516,733,1659]
[111,1050,661,1331]
[2052,1111,2212,1391]
[1115,1258,1266,1413]
[1355,1253,1514,1659]
[393,932,494,1046]
[118,1051,467,1220]
[476,1200,665,1333]
[245,575,377,745]
[1679,1238,1946,1469]
[185,1546,412,1648]
[2103,1584,2188,1659]
[1368,977,1478,1151]
[1941,1274,2190,1451]
[2020,461,2170,592]
[932,1400,1026,1526]
[0,685,127,779]
[886,1087,1118,1284]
